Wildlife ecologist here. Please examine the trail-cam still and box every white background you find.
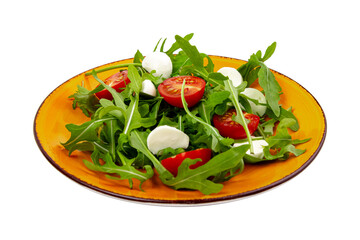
[1,0,359,239]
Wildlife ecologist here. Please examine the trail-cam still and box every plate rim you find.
[33,56,327,205]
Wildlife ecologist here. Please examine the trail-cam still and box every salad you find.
[62,34,310,195]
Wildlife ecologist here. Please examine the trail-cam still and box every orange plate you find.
[34,56,326,205]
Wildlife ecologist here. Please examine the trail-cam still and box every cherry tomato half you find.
[213,109,260,139]
[158,76,206,108]
[95,70,130,100]
[161,148,212,176]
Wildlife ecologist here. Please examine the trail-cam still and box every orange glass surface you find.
[34,56,326,204]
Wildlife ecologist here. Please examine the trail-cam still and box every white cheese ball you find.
[142,52,173,79]
[233,140,268,159]
[241,88,267,116]
[147,125,189,155]
[141,79,157,97]
[217,67,243,87]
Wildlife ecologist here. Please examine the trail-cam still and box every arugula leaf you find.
[163,145,248,195]
[261,42,277,62]
[266,106,300,131]
[160,38,167,52]
[171,51,192,75]
[67,142,94,155]
[261,118,278,136]
[98,101,125,121]
[198,91,230,124]
[102,119,120,159]
[175,35,204,70]
[123,96,141,135]
[158,115,178,128]
[92,70,127,109]
[62,117,116,152]
[133,50,144,63]
[158,147,185,160]
[180,79,233,150]
[238,54,260,86]
[237,42,281,116]
[69,85,100,117]
[166,33,194,55]
[223,79,255,153]
[258,62,281,117]
[129,130,173,180]
[84,153,154,191]
[263,118,310,160]
[126,65,143,95]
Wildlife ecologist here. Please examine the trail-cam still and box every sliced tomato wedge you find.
[213,109,260,139]
[95,70,130,100]
[158,76,206,108]
[161,148,212,176]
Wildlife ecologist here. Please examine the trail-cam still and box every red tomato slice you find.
[158,76,206,108]
[95,70,130,100]
[213,109,260,139]
[161,148,212,176]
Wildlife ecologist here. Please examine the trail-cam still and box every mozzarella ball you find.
[142,52,173,79]
[217,67,243,87]
[141,79,157,97]
[147,125,189,155]
[241,88,267,116]
[233,139,268,159]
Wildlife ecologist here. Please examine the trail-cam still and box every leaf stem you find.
[180,80,223,140]
[257,125,267,139]
[224,80,254,153]
[85,63,142,76]
[123,97,139,135]
[233,136,264,143]
[194,69,225,87]
[91,70,126,109]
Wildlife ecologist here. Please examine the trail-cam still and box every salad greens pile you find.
[62,33,310,195]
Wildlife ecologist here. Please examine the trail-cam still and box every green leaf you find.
[127,65,143,95]
[258,62,282,117]
[266,106,300,131]
[263,118,309,160]
[261,42,277,62]
[261,118,277,136]
[102,119,120,159]
[166,33,194,55]
[122,95,157,135]
[246,67,260,86]
[160,38,167,52]
[237,42,281,116]
[180,79,233,150]
[158,147,185,160]
[92,70,127,109]
[69,85,99,117]
[163,145,248,195]
[84,153,154,191]
[62,117,116,151]
[98,104,125,121]
[67,142,94,155]
[223,79,255,153]
[123,96,141,135]
[171,51,192,75]
[201,53,214,73]
[207,72,227,86]
[237,54,260,86]
[133,50,144,63]
[198,91,230,124]
[129,130,173,180]
[153,38,163,52]
[158,115,178,128]
[174,35,205,71]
